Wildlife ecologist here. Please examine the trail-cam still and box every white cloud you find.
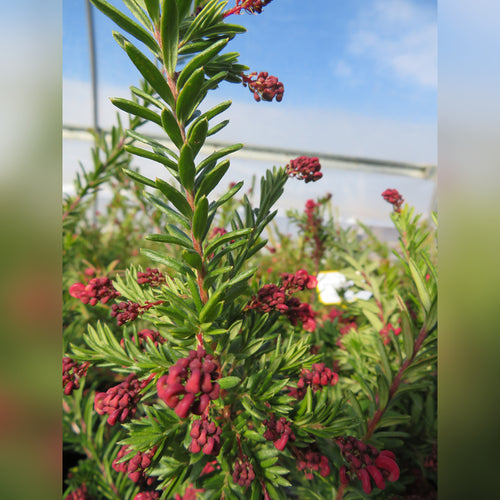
[344,0,437,88]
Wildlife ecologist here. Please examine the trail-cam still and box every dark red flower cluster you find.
[111,300,163,326]
[134,492,160,500]
[112,445,157,485]
[69,277,119,306]
[382,189,404,213]
[157,347,220,419]
[289,362,339,400]
[120,329,166,350]
[224,0,273,17]
[241,71,284,102]
[379,321,402,345]
[94,374,150,425]
[280,269,318,293]
[137,268,165,287]
[284,298,316,332]
[174,485,205,500]
[65,484,89,500]
[63,357,89,395]
[336,436,400,494]
[263,414,296,451]
[232,457,256,488]
[189,416,222,456]
[286,156,322,183]
[246,270,317,331]
[295,447,330,479]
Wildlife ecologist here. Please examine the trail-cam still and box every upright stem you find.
[334,483,346,500]
[364,324,429,440]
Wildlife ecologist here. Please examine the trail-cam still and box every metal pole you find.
[85,0,100,224]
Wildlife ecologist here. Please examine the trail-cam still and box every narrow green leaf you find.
[196,159,230,200]
[207,119,229,137]
[144,0,160,24]
[130,85,164,108]
[161,108,184,149]
[176,67,205,124]
[196,143,243,174]
[123,168,157,188]
[123,39,175,107]
[140,248,193,275]
[177,38,229,89]
[204,228,252,256]
[199,287,226,323]
[123,0,153,30]
[125,145,177,171]
[155,178,193,218]
[409,258,431,312]
[145,233,193,249]
[126,129,178,159]
[192,195,208,242]
[200,99,232,122]
[375,337,392,382]
[395,293,414,359]
[160,0,178,76]
[90,0,158,54]
[376,365,390,409]
[218,376,241,389]
[187,117,208,158]
[111,97,162,126]
[178,143,195,191]
[182,249,203,270]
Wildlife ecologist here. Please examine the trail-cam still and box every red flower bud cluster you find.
[295,447,330,479]
[63,357,89,395]
[283,298,316,332]
[232,457,256,488]
[336,436,400,494]
[286,156,322,183]
[246,270,317,331]
[134,492,160,500]
[289,363,339,400]
[69,277,119,306]
[263,414,296,451]
[189,416,222,456]
[112,445,157,485]
[224,0,273,16]
[241,71,284,102]
[382,188,404,213]
[379,321,401,345]
[280,269,318,293]
[201,460,221,475]
[174,485,205,500]
[137,268,165,287]
[157,347,220,419]
[120,329,166,350]
[111,300,163,326]
[94,374,150,425]
[65,484,89,500]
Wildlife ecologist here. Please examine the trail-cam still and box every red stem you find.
[364,324,428,440]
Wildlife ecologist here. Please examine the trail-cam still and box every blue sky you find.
[63,0,437,162]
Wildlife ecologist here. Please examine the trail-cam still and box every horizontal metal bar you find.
[63,124,437,179]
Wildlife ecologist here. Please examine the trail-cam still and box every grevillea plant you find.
[63,1,437,499]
